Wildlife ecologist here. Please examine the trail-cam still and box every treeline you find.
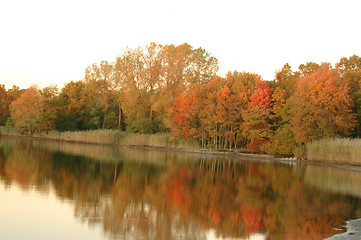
[1,43,218,132]
[168,61,358,154]
[1,42,361,155]
[0,43,219,133]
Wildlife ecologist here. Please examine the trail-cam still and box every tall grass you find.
[0,127,200,150]
[301,138,361,165]
[0,126,18,136]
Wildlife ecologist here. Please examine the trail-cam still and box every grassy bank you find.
[0,127,200,150]
[3,127,361,165]
[0,126,18,136]
[295,138,361,165]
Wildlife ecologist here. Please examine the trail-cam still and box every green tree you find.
[0,85,7,125]
[56,81,86,131]
[83,61,119,129]
[40,85,58,131]
[0,85,23,126]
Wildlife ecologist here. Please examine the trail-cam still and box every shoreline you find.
[326,218,361,240]
[0,131,297,163]
[3,131,361,169]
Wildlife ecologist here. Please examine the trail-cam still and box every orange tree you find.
[337,55,361,137]
[242,81,273,152]
[10,87,55,134]
[290,64,355,144]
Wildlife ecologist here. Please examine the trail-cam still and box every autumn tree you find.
[275,63,299,96]
[290,64,355,144]
[142,42,163,121]
[6,85,23,103]
[216,85,244,149]
[114,43,169,133]
[198,76,223,148]
[114,42,219,133]
[167,92,195,140]
[10,87,51,134]
[0,85,23,127]
[265,62,323,155]
[224,71,261,148]
[159,43,218,102]
[114,46,155,132]
[298,62,321,76]
[167,77,221,147]
[343,70,361,137]
[56,80,86,131]
[83,61,120,129]
[0,85,7,125]
[167,73,259,150]
[337,55,361,74]
[266,86,295,155]
[337,55,361,136]
[225,71,261,100]
[264,64,299,155]
[41,85,58,131]
[242,81,273,152]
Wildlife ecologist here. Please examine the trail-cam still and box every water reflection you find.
[0,136,361,240]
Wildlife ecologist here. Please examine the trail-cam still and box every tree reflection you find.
[0,136,360,240]
[1,140,52,190]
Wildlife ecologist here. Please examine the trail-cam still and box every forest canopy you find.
[1,43,360,155]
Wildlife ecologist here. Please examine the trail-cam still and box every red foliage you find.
[241,204,263,234]
[242,81,273,152]
[168,93,195,139]
[249,81,273,109]
[166,166,188,210]
[247,139,265,153]
[209,210,221,225]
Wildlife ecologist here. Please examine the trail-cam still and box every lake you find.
[1,136,361,240]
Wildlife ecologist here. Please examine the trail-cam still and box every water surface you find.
[1,136,361,240]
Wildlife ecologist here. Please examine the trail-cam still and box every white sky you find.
[1,0,361,90]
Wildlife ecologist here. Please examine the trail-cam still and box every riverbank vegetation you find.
[295,138,361,165]
[0,127,200,150]
[1,42,361,158]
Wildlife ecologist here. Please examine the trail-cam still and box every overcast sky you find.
[1,0,360,90]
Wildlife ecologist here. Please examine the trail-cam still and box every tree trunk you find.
[116,99,122,130]
[235,134,239,149]
[150,105,153,120]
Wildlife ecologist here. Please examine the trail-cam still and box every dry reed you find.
[0,127,200,150]
[303,138,361,165]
